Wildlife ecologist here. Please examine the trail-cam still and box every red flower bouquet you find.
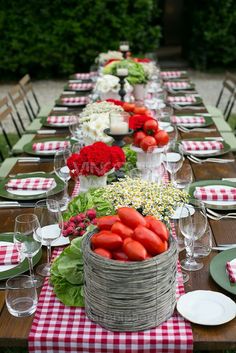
[67,142,125,179]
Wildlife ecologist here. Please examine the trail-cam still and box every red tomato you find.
[91,231,123,251]
[112,250,129,261]
[118,207,146,229]
[140,136,157,152]
[93,248,112,259]
[96,215,120,230]
[154,130,169,147]
[133,106,148,115]
[123,102,135,112]
[143,119,159,136]
[111,221,134,239]
[123,237,133,246]
[133,225,166,255]
[123,240,147,261]
[145,216,169,242]
[134,131,147,147]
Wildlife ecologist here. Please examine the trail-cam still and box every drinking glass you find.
[5,275,38,317]
[54,148,70,209]
[14,214,43,287]
[172,162,193,191]
[34,199,63,277]
[155,106,174,124]
[164,141,183,183]
[179,199,207,271]
[69,116,83,141]
[194,223,212,259]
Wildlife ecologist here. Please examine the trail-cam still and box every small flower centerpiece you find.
[95,50,123,66]
[103,59,148,101]
[80,101,124,144]
[95,74,132,101]
[67,142,126,192]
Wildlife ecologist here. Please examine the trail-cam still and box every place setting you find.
[55,94,90,107]
[179,137,231,159]
[23,138,71,156]
[160,70,188,80]
[40,114,78,128]
[64,82,94,92]
[171,114,214,132]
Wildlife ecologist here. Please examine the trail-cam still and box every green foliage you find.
[185,0,236,69]
[0,0,161,78]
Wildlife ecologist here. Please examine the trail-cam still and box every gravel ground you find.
[0,71,232,131]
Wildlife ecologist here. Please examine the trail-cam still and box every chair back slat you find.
[216,72,236,121]
[19,74,40,117]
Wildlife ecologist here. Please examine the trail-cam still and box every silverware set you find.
[206,208,236,220]
[170,104,205,111]
[187,155,235,164]
[177,126,216,133]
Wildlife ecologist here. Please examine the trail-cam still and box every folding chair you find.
[19,74,40,118]
[206,72,236,121]
[0,96,22,159]
[8,84,34,131]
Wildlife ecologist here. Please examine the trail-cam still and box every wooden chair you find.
[206,72,236,121]
[8,84,34,131]
[0,97,22,160]
[19,74,40,118]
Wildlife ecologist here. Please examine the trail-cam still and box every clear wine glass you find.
[194,223,212,259]
[164,141,183,183]
[54,148,71,209]
[69,116,84,141]
[172,162,193,191]
[14,214,43,287]
[34,199,63,277]
[179,199,207,271]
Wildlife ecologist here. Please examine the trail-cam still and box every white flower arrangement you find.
[80,101,124,144]
[96,50,123,65]
[95,74,132,94]
[140,62,157,79]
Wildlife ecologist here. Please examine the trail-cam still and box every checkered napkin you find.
[61,97,89,105]
[181,140,224,151]
[167,96,196,104]
[194,186,236,201]
[164,82,190,89]
[75,73,91,80]
[68,83,93,91]
[0,244,20,265]
[33,141,70,151]
[6,177,54,191]
[226,259,236,283]
[171,116,205,125]
[47,116,77,125]
[161,71,185,78]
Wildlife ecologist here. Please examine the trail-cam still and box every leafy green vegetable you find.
[50,234,87,306]
[63,189,115,221]
[123,145,137,173]
[103,59,148,85]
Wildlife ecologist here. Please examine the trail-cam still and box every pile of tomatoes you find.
[134,119,169,152]
[91,207,169,262]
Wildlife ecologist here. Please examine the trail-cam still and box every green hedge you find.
[0,0,161,79]
[184,0,236,69]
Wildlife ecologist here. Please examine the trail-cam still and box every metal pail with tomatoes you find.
[82,229,178,331]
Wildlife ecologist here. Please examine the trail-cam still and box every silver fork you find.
[206,212,236,221]
[171,104,205,111]
[177,126,216,133]
[187,155,235,164]
[207,208,236,218]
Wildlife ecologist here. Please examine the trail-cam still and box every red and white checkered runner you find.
[28,176,193,353]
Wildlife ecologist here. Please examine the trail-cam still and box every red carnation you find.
[67,142,126,178]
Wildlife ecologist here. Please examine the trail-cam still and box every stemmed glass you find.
[69,116,84,142]
[54,148,71,210]
[14,214,43,287]
[172,162,193,190]
[179,199,207,271]
[164,141,183,183]
[34,199,63,277]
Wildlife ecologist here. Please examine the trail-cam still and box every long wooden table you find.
[0,81,236,352]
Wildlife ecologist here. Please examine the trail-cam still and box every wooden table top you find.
[0,81,236,351]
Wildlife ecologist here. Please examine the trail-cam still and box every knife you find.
[17,157,54,163]
[0,201,36,208]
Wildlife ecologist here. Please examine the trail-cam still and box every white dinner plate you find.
[177,290,236,325]
[159,122,174,132]
[40,224,70,247]
[170,204,195,219]
[0,241,24,272]
[186,148,221,156]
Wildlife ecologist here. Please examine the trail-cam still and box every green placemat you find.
[25,119,43,133]
[0,157,18,178]
[12,134,35,154]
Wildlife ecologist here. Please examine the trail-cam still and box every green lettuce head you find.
[103,59,148,85]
